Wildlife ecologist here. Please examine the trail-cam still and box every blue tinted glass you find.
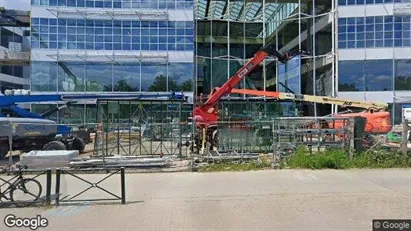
[385,32,393,39]
[113,43,121,50]
[49,34,57,41]
[150,44,158,50]
[104,43,112,50]
[366,40,374,47]
[49,42,57,48]
[141,44,150,50]
[339,25,347,32]
[385,16,393,23]
[94,1,104,8]
[403,39,410,46]
[356,17,365,24]
[347,41,356,48]
[67,0,75,6]
[348,18,356,24]
[149,36,158,43]
[123,36,131,43]
[375,24,384,31]
[77,0,84,6]
[357,33,365,40]
[365,60,393,91]
[159,44,167,50]
[338,0,346,5]
[339,41,347,49]
[50,0,58,6]
[375,40,384,47]
[394,39,402,47]
[385,39,393,46]
[366,17,374,24]
[395,23,403,30]
[366,24,374,31]
[348,33,356,40]
[386,23,393,31]
[104,0,112,7]
[357,40,365,48]
[132,44,140,50]
[338,18,347,25]
[132,36,140,43]
[104,36,112,42]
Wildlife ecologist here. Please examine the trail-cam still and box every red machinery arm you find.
[193,44,305,126]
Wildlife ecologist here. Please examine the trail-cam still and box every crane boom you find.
[224,88,388,111]
[193,44,305,126]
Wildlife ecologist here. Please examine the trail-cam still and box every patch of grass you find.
[282,146,411,170]
[284,147,350,170]
[199,159,272,172]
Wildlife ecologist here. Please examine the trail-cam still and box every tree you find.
[148,75,178,91]
[339,83,359,91]
[113,79,137,92]
[180,80,192,91]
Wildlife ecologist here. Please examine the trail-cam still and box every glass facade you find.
[31,0,193,9]
[31,61,194,92]
[338,16,411,49]
[338,2,411,124]
[338,0,411,5]
[30,0,194,123]
[31,18,194,51]
[195,1,335,100]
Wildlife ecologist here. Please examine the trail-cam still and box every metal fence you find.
[207,117,355,159]
[94,122,193,157]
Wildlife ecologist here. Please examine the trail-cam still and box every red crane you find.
[192,44,305,150]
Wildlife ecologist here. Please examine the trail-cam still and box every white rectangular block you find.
[20,150,79,169]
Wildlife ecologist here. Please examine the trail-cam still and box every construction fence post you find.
[46,168,52,205]
[121,167,126,204]
[55,169,61,206]
[402,118,409,156]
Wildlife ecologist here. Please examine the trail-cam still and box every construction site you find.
[0,2,411,231]
[0,1,410,171]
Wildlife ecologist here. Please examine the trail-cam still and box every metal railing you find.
[0,168,53,207]
[94,122,193,157]
[204,117,355,160]
[55,167,126,206]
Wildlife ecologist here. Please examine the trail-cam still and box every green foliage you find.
[283,146,411,170]
[199,159,272,172]
[285,147,349,170]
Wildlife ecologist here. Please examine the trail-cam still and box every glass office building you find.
[30,0,194,123]
[195,0,337,117]
[337,0,411,124]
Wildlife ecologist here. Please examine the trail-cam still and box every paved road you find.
[1,169,411,231]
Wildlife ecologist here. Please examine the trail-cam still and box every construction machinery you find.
[193,44,307,150]
[0,91,186,158]
[192,44,392,152]
[225,88,391,134]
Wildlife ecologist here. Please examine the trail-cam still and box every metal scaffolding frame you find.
[46,52,169,65]
[46,8,169,21]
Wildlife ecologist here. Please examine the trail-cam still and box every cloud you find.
[0,0,30,10]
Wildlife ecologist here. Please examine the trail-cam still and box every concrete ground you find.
[1,169,411,231]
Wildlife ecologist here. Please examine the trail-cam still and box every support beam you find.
[196,35,263,44]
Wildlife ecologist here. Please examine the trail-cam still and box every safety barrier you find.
[55,167,126,206]
[0,169,52,207]
[200,117,355,160]
[94,122,193,157]
[0,167,127,207]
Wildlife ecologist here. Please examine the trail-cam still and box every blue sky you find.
[0,0,30,10]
